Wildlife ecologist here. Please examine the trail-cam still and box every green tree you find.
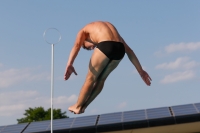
[17,107,68,123]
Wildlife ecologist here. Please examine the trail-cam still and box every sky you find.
[0,0,200,126]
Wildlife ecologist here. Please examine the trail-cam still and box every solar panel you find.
[97,112,123,132]
[0,126,6,132]
[71,115,98,128]
[97,112,122,125]
[171,104,200,124]
[123,110,148,130]
[47,118,74,131]
[146,107,171,119]
[0,123,28,133]
[123,110,146,122]
[194,103,200,112]
[45,118,74,133]
[147,107,175,127]
[23,120,50,133]
[1,102,199,133]
[171,104,198,116]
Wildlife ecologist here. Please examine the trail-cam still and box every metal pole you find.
[51,43,54,133]
[43,28,61,133]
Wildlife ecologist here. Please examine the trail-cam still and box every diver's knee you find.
[86,74,99,83]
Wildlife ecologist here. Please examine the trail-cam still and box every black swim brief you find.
[96,41,125,60]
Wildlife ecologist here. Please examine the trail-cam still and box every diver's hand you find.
[64,64,77,80]
[139,70,152,86]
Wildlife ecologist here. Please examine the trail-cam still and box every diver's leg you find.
[68,48,109,114]
[81,59,121,113]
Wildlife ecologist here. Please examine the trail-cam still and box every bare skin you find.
[64,21,152,114]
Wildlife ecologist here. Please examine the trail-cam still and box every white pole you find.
[43,28,61,133]
[51,43,54,133]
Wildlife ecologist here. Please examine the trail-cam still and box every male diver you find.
[64,21,152,114]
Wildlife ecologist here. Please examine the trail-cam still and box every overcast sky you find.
[0,0,200,126]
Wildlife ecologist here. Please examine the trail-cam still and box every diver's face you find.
[83,41,96,50]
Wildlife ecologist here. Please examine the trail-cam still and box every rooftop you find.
[0,102,200,133]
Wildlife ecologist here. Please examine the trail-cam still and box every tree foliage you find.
[17,107,68,123]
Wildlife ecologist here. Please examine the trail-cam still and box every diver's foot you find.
[68,104,82,114]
